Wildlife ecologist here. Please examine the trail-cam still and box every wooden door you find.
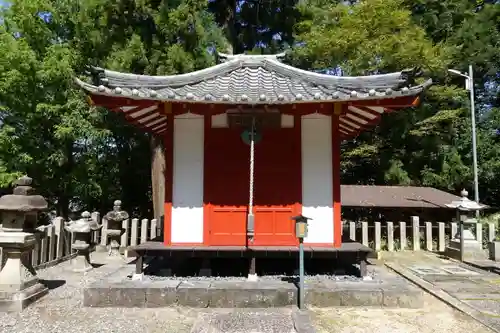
[205,121,301,246]
[252,127,301,246]
[205,128,249,246]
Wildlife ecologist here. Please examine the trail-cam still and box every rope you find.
[248,117,255,214]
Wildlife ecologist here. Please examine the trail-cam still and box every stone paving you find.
[383,251,500,333]
[189,309,299,333]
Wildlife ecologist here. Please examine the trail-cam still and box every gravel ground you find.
[0,254,199,333]
[311,293,495,333]
[0,253,493,333]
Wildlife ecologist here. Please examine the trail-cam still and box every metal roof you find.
[341,185,464,209]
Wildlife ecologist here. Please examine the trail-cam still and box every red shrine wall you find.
[163,112,342,248]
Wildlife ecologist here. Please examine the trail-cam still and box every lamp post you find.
[448,65,479,209]
[292,214,311,310]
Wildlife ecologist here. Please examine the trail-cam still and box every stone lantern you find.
[65,211,102,272]
[0,175,49,311]
[104,200,128,258]
[445,189,486,261]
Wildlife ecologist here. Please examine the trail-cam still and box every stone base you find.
[106,249,127,262]
[95,245,108,253]
[489,242,500,261]
[445,240,487,261]
[83,271,423,309]
[68,255,93,273]
[0,282,48,312]
[247,273,258,282]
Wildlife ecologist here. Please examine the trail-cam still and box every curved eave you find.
[88,54,416,89]
[82,91,422,141]
[75,77,432,105]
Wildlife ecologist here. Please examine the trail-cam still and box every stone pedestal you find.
[104,201,128,261]
[489,242,500,261]
[65,211,102,272]
[445,222,486,260]
[445,239,486,261]
[0,176,49,312]
[0,232,48,311]
[106,229,124,259]
[444,189,487,261]
[70,240,93,272]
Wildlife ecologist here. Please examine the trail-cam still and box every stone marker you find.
[104,200,128,259]
[0,175,49,311]
[65,211,102,272]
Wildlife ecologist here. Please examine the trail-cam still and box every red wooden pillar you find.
[163,112,174,245]
[332,104,342,248]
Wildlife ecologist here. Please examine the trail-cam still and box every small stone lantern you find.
[0,175,49,311]
[445,189,486,261]
[104,200,128,258]
[65,211,102,272]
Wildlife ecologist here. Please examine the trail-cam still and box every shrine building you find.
[75,52,431,252]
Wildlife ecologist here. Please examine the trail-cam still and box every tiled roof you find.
[75,52,432,137]
[75,52,431,105]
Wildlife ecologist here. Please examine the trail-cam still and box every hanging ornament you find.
[241,129,262,145]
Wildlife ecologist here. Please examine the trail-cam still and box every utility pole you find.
[448,65,480,209]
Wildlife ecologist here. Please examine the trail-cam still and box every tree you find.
[0,0,227,217]
[292,0,467,190]
[208,0,302,54]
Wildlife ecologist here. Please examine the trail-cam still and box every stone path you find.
[467,258,500,275]
[189,309,310,333]
[383,251,500,333]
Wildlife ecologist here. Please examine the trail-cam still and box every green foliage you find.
[0,0,499,217]
[0,0,226,217]
[293,0,452,74]
[293,0,500,205]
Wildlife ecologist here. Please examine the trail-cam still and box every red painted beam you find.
[348,95,420,108]
[332,109,342,248]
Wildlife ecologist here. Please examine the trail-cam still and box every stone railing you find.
[0,217,76,270]
[95,214,495,253]
[2,213,498,269]
[0,213,159,270]
[342,216,497,253]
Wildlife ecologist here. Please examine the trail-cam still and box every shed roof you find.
[341,185,463,208]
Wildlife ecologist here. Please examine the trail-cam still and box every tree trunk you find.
[150,135,165,223]
[226,0,237,54]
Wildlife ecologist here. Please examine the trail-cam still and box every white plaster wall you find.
[301,114,334,244]
[171,113,204,243]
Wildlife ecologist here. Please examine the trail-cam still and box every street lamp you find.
[448,65,479,207]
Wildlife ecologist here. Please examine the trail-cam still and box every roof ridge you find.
[216,51,287,64]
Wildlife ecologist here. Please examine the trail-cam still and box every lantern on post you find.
[104,200,129,259]
[0,175,49,311]
[293,215,310,240]
[291,214,311,310]
[65,211,102,272]
[445,189,486,262]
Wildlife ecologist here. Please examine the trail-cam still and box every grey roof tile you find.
[75,53,432,104]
